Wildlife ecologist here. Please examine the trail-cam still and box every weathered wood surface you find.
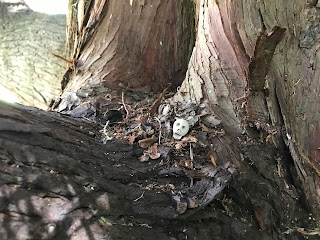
[174,0,320,220]
[0,101,318,239]
[63,0,195,93]
[0,102,242,239]
[0,101,175,239]
[0,2,66,109]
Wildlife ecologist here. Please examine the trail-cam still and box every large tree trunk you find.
[1,0,319,239]
[0,1,66,109]
[60,0,195,93]
[0,100,317,240]
[57,0,320,222]
[174,0,320,220]
[0,101,257,239]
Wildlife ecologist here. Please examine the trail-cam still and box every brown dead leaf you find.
[148,143,161,159]
[175,135,198,149]
[210,155,217,167]
[181,135,198,143]
[157,146,171,159]
[138,135,156,148]
[179,159,192,168]
[265,134,271,142]
[175,142,184,150]
[128,135,136,145]
[303,113,307,120]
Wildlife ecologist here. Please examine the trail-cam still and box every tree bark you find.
[61,0,195,93]
[174,0,320,221]
[0,2,66,109]
[0,102,251,239]
[1,0,319,239]
[1,101,318,240]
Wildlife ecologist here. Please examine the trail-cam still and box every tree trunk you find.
[175,0,320,220]
[0,100,317,240]
[0,101,261,240]
[0,1,66,109]
[58,0,320,222]
[1,0,319,239]
[61,0,195,93]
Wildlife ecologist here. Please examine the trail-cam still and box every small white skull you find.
[173,119,189,140]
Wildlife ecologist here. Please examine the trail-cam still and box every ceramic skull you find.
[173,119,189,140]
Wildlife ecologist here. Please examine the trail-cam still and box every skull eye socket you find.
[182,126,185,129]
[176,123,180,126]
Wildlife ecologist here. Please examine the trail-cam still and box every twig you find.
[189,143,194,187]
[50,52,73,65]
[133,191,145,201]
[154,117,162,144]
[103,120,109,134]
[121,92,129,121]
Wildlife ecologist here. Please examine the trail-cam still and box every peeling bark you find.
[175,0,320,221]
[246,26,286,123]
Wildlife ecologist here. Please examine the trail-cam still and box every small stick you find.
[189,143,194,187]
[154,117,162,144]
[122,92,129,121]
[133,191,145,202]
[50,52,73,65]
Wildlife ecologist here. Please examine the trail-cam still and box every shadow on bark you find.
[0,101,317,240]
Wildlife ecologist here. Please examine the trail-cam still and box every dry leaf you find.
[139,151,150,162]
[175,135,198,149]
[128,135,136,145]
[175,142,184,150]
[181,135,198,143]
[210,155,217,167]
[302,113,307,120]
[148,143,161,159]
[179,159,192,168]
[265,134,271,142]
[138,135,156,148]
[157,146,171,159]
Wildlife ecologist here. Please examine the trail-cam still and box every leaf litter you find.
[56,87,237,216]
